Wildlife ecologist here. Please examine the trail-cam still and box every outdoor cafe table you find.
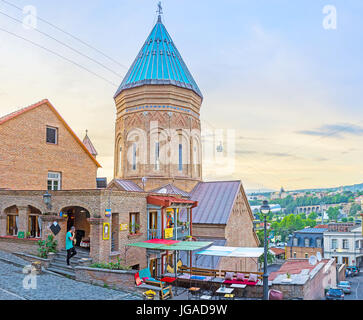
[215,287,234,299]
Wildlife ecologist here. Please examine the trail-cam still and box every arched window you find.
[5,206,18,236]
[119,146,122,175]
[178,143,183,171]
[305,238,310,247]
[293,237,298,246]
[132,143,137,171]
[155,142,160,170]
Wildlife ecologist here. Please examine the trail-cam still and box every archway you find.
[61,206,91,250]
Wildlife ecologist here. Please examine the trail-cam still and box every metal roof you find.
[150,184,190,197]
[112,179,144,192]
[82,131,98,157]
[114,15,203,99]
[180,181,241,225]
[296,228,328,233]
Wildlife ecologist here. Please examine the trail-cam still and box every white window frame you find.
[331,239,337,249]
[48,172,61,190]
[342,239,349,250]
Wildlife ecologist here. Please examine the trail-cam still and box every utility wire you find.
[0,0,129,71]
[0,26,119,87]
[0,9,124,79]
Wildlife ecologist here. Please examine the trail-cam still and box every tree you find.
[349,203,361,216]
[308,212,318,220]
[327,207,340,221]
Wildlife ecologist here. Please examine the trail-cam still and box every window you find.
[7,215,18,236]
[332,256,338,263]
[305,253,309,258]
[46,126,58,144]
[178,143,182,171]
[119,147,122,174]
[293,252,296,258]
[155,142,160,170]
[304,238,310,247]
[28,215,40,238]
[132,143,137,171]
[342,257,349,265]
[129,212,140,234]
[316,238,322,248]
[331,239,337,249]
[343,239,349,249]
[293,237,298,246]
[47,172,61,190]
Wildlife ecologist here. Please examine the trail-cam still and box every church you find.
[0,7,259,275]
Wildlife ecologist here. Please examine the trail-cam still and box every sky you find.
[0,0,363,191]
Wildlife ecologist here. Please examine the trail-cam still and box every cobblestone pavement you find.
[0,251,141,300]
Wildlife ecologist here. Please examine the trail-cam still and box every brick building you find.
[0,99,100,190]
[286,228,327,259]
[0,7,258,275]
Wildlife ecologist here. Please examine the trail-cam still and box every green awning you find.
[126,241,212,251]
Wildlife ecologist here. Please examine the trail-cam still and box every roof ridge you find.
[0,99,101,168]
[0,99,49,125]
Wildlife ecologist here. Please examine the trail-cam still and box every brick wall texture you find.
[0,102,98,190]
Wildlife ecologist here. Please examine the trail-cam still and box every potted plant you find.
[135,223,140,234]
[26,231,31,239]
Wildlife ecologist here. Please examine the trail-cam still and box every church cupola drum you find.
[113,4,203,192]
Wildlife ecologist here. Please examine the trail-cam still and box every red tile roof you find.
[0,99,101,168]
[314,224,329,229]
[270,248,285,256]
[269,258,330,280]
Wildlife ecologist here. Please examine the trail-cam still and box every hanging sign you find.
[105,209,111,218]
[164,228,173,239]
[103,222,110,240]
[120,224,128,231]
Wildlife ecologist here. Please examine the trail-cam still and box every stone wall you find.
[74,266,138,291]
[0,101,98,190]
[0,237,39,255]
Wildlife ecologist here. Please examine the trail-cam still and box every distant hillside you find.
[291,182,363,193]
[247,182,363,195]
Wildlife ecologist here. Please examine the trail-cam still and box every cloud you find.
[296,123,363,139]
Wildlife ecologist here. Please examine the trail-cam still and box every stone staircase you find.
[47,248,91,279]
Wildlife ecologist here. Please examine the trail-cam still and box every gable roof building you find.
[0,99,100,190]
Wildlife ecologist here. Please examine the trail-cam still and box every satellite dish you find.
[316,252,322,262]
[159,188,167,194]
[309,255,317,266]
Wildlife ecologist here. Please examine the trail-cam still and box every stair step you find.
[47,266,76,279]
[49,261,77,269]
[53,256,83,264]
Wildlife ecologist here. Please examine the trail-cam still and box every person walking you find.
[66,226,77,266]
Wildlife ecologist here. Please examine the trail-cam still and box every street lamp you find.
[43,190,52,211]
[260,200,270,300]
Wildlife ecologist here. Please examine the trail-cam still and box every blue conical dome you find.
[114,16,203,99]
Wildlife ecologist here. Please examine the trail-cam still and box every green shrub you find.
[37,235,58,258]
